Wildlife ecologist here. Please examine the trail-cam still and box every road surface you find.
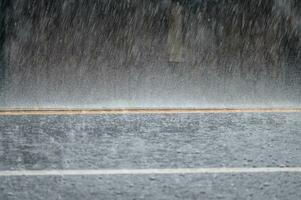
[0,112,301,199]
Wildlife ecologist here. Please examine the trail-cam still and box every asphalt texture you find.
[1,173,301,200]
[0,113,301,199]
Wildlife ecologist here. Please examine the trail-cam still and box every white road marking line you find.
[1,168,301,176]
[0,108,301,115]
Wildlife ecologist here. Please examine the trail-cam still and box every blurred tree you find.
[0,0,10,102]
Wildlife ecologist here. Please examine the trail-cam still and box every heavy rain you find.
[0,0,300,108]
[1,1,301,200]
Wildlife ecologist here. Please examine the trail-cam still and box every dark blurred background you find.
[0,0,300,108]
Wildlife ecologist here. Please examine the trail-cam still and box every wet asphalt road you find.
[0,113,301,199]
